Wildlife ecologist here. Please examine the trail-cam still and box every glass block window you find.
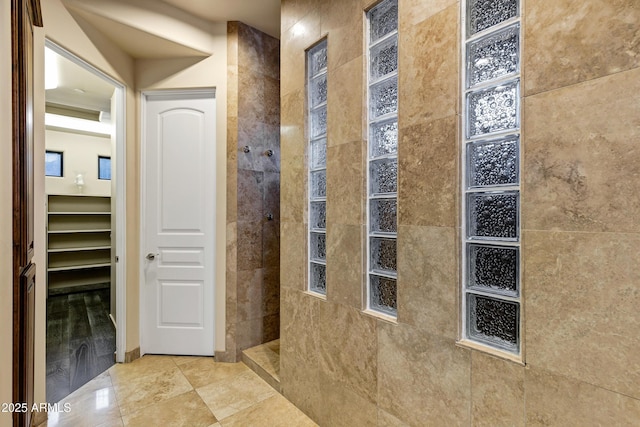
[467,0,518,37]
[307,39,328,295]
[45,150,63,177]
[367,0,398,317]
[462,0,521,355]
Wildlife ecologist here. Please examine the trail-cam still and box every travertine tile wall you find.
[222,22,281,362]
[280,0,640,424]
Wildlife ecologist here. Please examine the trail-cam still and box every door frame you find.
[12,1,42,424]
[44,40,128,363]
[139,88,216,356]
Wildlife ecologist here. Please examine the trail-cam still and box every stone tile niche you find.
[220,22,281,361]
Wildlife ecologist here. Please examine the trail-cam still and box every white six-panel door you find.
[141,90,216,355]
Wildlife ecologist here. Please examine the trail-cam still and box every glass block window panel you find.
[309,201,327,246]
[370,77,398,119]
[467,80,519,138]
[370,119,398,157]
[308,42,328,77]
[310,232,327,261]
[370,158,398,195]
[310,262,327,293]
[467,24,520,88]
[468,244,518,296]
[310,74,328,108]
[369,0,398,43]
[309,197,326,230]
[307,38,329,296]
[311,107,328,138]
[45,151,63,177]
[462,0,521,356]
[370,198,397,234]
[311,170,327,198]
[467,294,519,352]
[367,0,398,317]
[370,37,398,81]
[467,192,518,240]
[310,138,327,169]
[467,136,519,188]
[370,237,397,273]
[468,0,518,36]
[98,156,111,180]
[370,275,397,316]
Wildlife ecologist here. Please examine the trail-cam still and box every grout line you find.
[522,66,640,99]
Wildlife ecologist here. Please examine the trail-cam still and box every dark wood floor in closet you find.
[46,289,115,404]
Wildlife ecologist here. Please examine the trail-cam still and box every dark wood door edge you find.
[11,0,42,426]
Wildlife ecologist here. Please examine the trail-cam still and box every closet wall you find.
[45,129,112,297]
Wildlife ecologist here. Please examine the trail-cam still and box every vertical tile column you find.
[224,22,281,361]
[366,0,399,317]
[307,40,328,295]
[461,0,522,357]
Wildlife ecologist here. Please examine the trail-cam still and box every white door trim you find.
[139,88,216,356]
[45,40,128,363]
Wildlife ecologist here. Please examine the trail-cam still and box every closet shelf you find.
[48,228,111,234]
[48,262,111,272]
[48,245,111,253]
[48,211,111,215]
[47,195,112,296]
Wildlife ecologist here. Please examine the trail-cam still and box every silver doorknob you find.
[146,253,157,261]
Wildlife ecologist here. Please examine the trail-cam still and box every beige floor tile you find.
[264,339,280,354]
[45,349,314,427]
[219,395,318,427]
[179,358,250,389]
[58,370,113,404]
[114,366,193,415]
[197,370,277,420]
[83,370,113,390]
[96,419,125,427]
[122,390,217,427]
[45,386,121,427]
[108,355,177,385]
[173,355,208,366]
[242,343,280,380]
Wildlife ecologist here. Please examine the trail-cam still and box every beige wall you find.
[279,0,640,425]
[43,0,134,85]
[45,129,112,197]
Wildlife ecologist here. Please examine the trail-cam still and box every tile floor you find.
[38,355,317,427]
[241,340,280,392]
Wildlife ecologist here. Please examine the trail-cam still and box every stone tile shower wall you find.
[280,0,640,425]
[222,22,280,362]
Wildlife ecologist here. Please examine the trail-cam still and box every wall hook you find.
[265,149,274,157]
[266,213,274,221]
[243,146,251,153]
